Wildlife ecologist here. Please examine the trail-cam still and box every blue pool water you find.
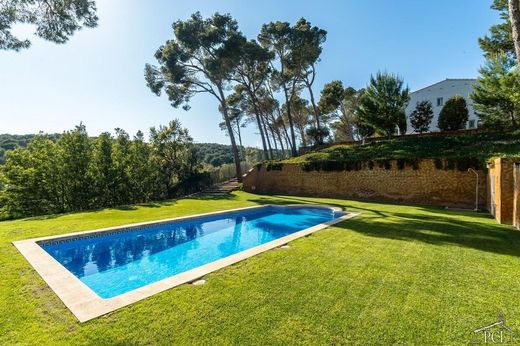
[41,206,342,299]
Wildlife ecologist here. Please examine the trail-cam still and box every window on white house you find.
[436,97,443,107]
[468,120,476,128]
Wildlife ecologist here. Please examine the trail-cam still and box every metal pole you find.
[468,168,479,211]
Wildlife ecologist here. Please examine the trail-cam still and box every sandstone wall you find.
[514,163,520,230]
[487,157,517,225]
[244,160,486,208]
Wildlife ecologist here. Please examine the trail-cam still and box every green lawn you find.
[1,191,520,345]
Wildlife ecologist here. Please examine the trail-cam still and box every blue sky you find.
[0,0,498,146]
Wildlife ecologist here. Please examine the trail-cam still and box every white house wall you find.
[405,79,478,133]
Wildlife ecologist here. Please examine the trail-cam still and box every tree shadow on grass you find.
[113,202,170,211]
[413,206,495,220]
[24,214,61,221]
[185,193,239,201]
[21,193,239,222]
[114,205,138,211]
[333,211,520,257]
[250,194,496,221]
[249,195,390,218]
[23,201,178,221]
[248,197,297,206]
[249,193,520,257]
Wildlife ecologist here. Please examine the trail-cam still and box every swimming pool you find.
[14,204,357,321]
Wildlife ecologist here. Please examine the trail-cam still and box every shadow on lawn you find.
[249,197,296,206]
[251,194,520,257]
[22,193,236,222]
[24,201,178,220]
[249,195,391,217]
[25,214,61,221]
[185,193,239,201]
[335,211,520,257]
[251,194,495,220]
[104,201,177,211]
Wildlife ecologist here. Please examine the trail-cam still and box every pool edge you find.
[12,204,360,323]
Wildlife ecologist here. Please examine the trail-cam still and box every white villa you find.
[405,78,479,133]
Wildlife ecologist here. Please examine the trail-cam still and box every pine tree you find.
[1,0,98,51]
[479,0,516,63]
[357,72,410,138]
[472,56,520,129]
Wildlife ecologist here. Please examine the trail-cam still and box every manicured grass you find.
[1,191,520,345]
[283,131,520,164]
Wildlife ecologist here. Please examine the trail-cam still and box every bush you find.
[410,101,434,133]
[438,96,469,131]
[432,158,483,171]
[266,162,283,171]
[306,127,330,146]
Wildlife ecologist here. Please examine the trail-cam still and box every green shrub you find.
[266,162,283,171]
[297,157,482,173]
[438,96,469,131]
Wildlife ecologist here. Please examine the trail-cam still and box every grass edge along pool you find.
[13,204,358,322]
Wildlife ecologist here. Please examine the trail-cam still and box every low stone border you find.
[13,204,360,322]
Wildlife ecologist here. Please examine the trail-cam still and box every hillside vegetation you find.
[282,131,520,165]
[0,135,261,167]
[0,134,60,163]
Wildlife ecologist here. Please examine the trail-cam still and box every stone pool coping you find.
[13,204,360,322]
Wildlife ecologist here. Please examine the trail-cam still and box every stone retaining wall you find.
[487,158,517,224]
[514,162,520,230]
[243,160,486,208]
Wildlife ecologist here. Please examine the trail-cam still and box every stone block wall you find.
[244,160,486,208]
[487,158,517,225]
[513,163,520,230]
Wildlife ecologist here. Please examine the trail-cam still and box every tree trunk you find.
[305,67,320,129]
[285,136,291,154]
[269,113,286,157]
[298,125,307,148]
[267,80,294,153]
[282,85,298,156]
[509,0,520,64]
[217,87,243,182]
[260,114,274,160]
[268,124,279,158]
[280,119,293,152]
[307,84,320,129]
[269,126,278,150]
[276,130,285,155]
[236,121,244,161]
[250,95,269,160]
